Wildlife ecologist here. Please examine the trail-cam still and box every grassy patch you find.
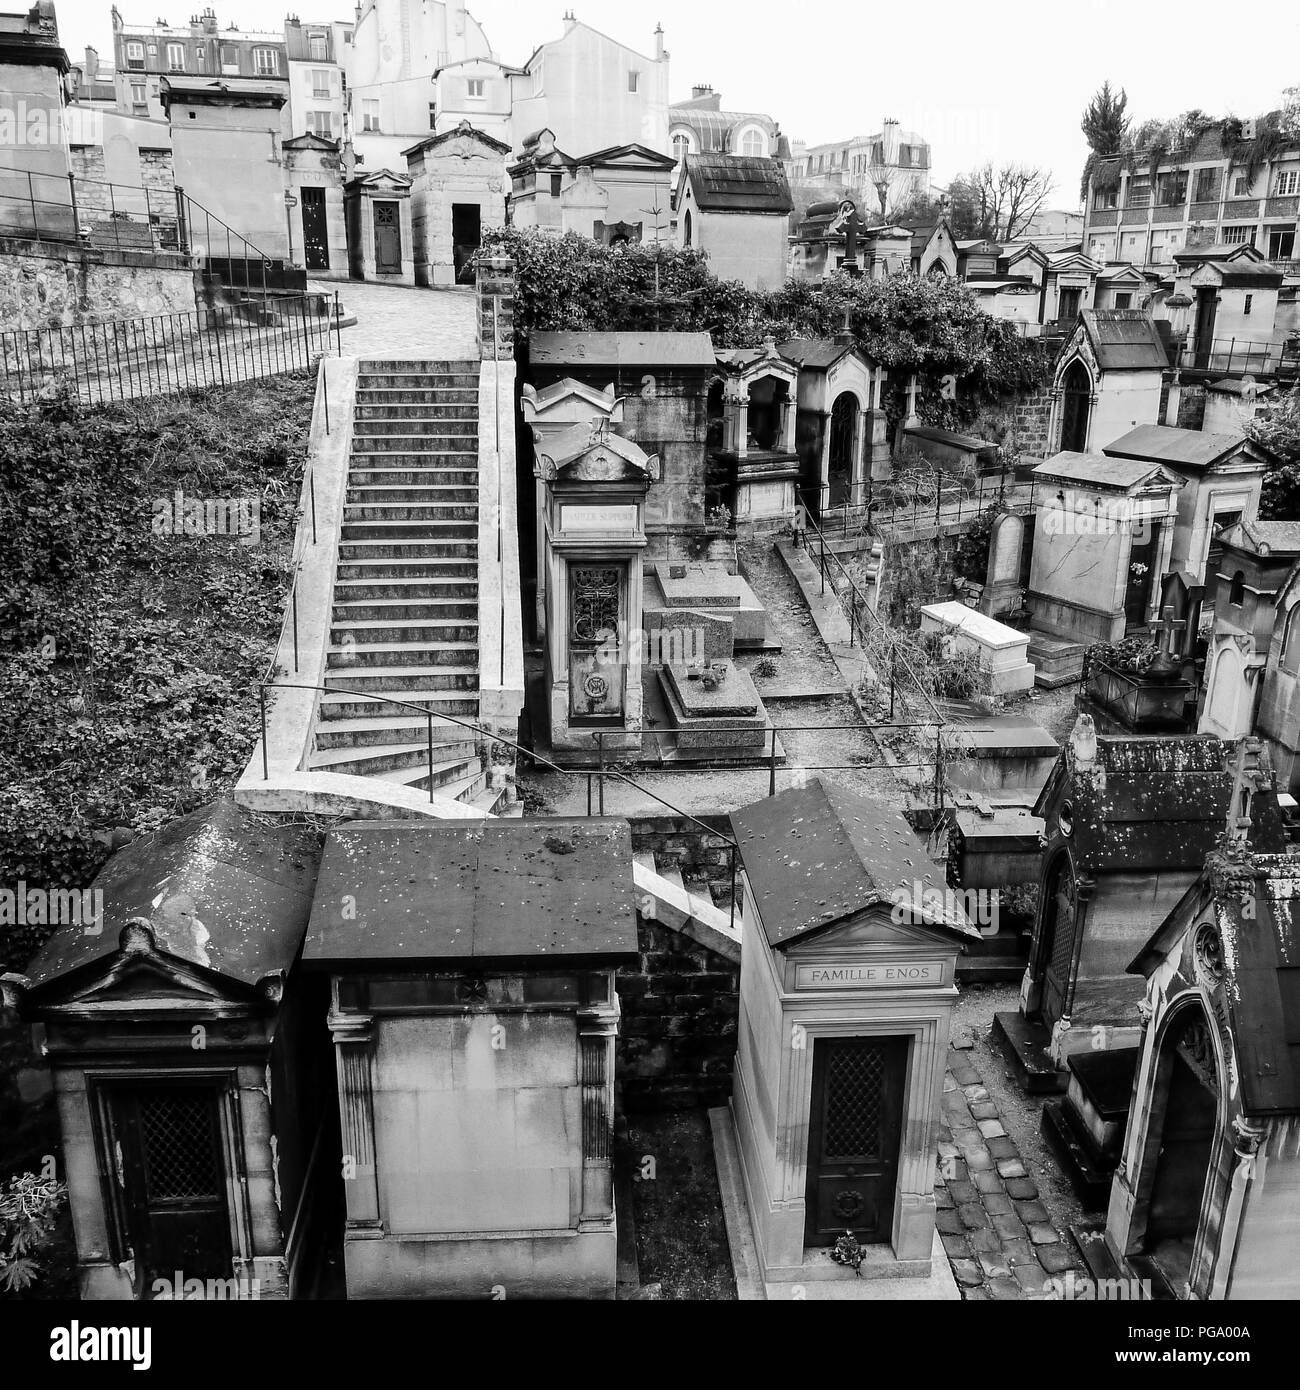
[0,373,315,970]
[621,1110,737,1300]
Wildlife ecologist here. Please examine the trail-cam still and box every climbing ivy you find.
[0,375,313,970]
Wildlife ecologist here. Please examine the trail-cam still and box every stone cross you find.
[1150,604,1186,658]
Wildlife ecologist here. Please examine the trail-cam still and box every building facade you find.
[787,119,931,219]
[1082,116,1300,274]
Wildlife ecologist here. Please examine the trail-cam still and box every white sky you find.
[52,0,1300,207]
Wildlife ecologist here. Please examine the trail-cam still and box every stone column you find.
[329,1006,381,1230]
[780,396,796,453]
[577,983,620,1226]
[722,378,749,458]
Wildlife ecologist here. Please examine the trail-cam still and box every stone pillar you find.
[722,378,749,458]
[780,396,796,453]
[577,984,620,1225]
[329,1007,381,1230]
[476,253,515,361]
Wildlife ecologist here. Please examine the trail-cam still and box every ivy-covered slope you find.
[0,374,314,971]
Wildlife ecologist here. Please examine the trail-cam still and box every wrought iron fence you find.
[1,291,343,407]
[795,467,1037,540]
[1181,335,1300,376]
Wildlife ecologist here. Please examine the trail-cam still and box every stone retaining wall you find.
[0,236,195,332]
[617,814,740,1111]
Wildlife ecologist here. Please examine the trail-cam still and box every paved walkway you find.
[310,279,478,360]
[936,1044,1090,1300]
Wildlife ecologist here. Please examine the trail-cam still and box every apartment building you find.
[786,119,931,218]
[1082,116,1300,273]
[110,6,288,121]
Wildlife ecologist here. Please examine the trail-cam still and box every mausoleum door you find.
[804,1035,907,1247]
[106,1080,233,1296]
[1060,362,1091,453]
[1143,1008,1219,1294]
[568,562,626,723]
[1038,857,1077,1031]
[452,203,482,284]
[1194,290,1218,370]
[301,187,329,270]
[1124,523,1160,631]
[373,200,401,272]
[828,393,856,509]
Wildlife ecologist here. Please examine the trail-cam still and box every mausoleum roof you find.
[1102,424,1251,471]
[530,331,716,368]
[730,779,980,948]
[1032,451,1182,492]
[1131,853,1300,1115]
[1217,519,1300,559]
[682,153,793,214]
[1077,309,1170,371]
[302,819,638,969]
[20,799,321,993]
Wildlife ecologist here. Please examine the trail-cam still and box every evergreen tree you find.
[1081,80,1130,156]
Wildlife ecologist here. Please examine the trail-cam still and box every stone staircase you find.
[311,359,504,813]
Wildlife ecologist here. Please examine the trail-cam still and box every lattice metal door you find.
[1040,856,1078,1031]
[805,1036,907,1247]
[108,1082,233,1291]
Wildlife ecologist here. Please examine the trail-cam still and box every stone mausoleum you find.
[302,818,638,1300]
[724,780,977,1297]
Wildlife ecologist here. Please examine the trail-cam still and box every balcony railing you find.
[1182,336,1299,376]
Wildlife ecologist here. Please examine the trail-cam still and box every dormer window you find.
[1229,570,1245,607]
[466,78,485,100]
[253,47,279,77]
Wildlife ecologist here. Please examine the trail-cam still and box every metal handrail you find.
[259,679,746,929]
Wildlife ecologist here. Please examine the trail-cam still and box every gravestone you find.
[981,512,1025,620]
[658,659,767,751]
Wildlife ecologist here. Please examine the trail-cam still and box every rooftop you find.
[530,331,716,368]
[1103,424,1250,471]
[730,779,979,947]
[1033,451,1181,492]
[682,153,793,214]
[21,799,322,992]
[1074,309,1170,372]
[302,819,639,969]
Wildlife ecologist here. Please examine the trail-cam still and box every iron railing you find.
[1,289,343,407]
[1181,335,1300,377]
[795,469,1036,540]
[258,679,747,931]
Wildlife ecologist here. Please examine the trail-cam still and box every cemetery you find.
[2,4,1300,1321]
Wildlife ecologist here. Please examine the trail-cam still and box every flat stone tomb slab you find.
[659,660,767,750]
[654,561,743,609]
[921,601,1035,694]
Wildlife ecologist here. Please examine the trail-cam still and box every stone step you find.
[309,742,480,782]
[343,503,479,523]
[354,385,479,401]
[467,784,508,816]
[353,403,479,421]
[317,689,480,720]
[358,359,477,370]
[346,484,479,504]
[327,640,478,668]
[337,539,477,561]
[350,436,479,455]
[315,715,479,752]
[332,595,478,622]
[351,422,478,442]
[368,761,485,801]
[330,618,479,645]
[334,557,477,580]
[357,374,479,392]
[333,575,477,600]
[321,666,480,693]
[348,457,478,475]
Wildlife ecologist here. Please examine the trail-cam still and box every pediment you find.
[46,951,246,1011]
[783,905,971,957]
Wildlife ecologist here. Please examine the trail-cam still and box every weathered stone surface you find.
[976,1118,1007,1139]
[964,1148,994,1173]
[951,1259,983,1288]
[987,1135,1019,1160]
[1028,1222,1060,1246]
[1002,1238,1037,1267]
[989,1276,1022,1300]
[972,1168,1003,1194]
[1014,1199,1051,1224]
[978,1252,1011,1280]
[1036,1242,1079,1276]
[991,1212,1027,1242]
[997,1159,1029,1181]
[946,1178,976,1205]
[1015,1263,1053,1295]
[958,1202,991,1230]
[983,1193,1014,1217]
[0,238,195,333]
[936,1208,964,1235]
[1004,1175,1038,1199]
